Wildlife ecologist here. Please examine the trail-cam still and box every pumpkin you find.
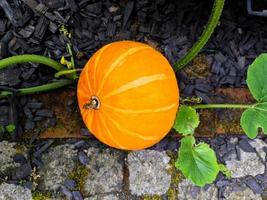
[77,41,179,150]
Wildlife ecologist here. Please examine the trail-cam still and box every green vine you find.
[0,79,75,98]
[191,104,252,109]
[173,0,225,71]
[0,54,65,71]
[0,54,76,98]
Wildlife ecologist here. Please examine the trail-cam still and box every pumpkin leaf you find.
[246,54,267,102]
[175,136,220,186]
[173,106,199,135]
[240,103,267,139]
[240,54,267,138]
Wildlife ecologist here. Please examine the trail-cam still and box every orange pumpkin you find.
[77,41,179,150]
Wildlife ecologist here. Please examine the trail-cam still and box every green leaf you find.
[6,124,16,134]
[175,136,220,186]
[173,106,199,135]
[247,54,267,102]
[240,54,267,138]
[241,102,267,139]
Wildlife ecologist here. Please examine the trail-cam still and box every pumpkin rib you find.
[96,46,151,96]
[97,111,127,149]
[85,69,93,94]
[90,113,110,145]
[102,73,171,99]
[78,83,89,95]
[92,44,111,92]
[101,102,177,114]
[77,88,89,99]
[100,103,178,138]
[101,109,158,141]
[83,110,94,129]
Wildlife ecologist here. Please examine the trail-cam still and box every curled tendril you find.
[180,97,203,104]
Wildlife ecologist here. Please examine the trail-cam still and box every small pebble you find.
[245,176,263,194]
[72,191,83,200]
[216,180,230,187]
[78,151,89,165]
[61,185,73,200]
[238,139,255,153]
[13,154,27,164]
[14,162,32,179]
[64,179,77,190]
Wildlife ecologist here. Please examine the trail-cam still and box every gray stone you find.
[128,150,171,196]
[223,183,262,200]
[83,148,123,196]
[38,144,77,192]
[177,179,218,200]
[84,194,119,200]
[225,146,265,178]
[0,183,32,200]
[248,139,267,161]
[0,141,27,175]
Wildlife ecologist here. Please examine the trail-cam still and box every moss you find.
[184,54,210,79]
[166,151,183,200]
[15,144,27,154]
[67,163,89,191]
[167,189,177,200]
[32,191,52,200]
[143,195,162,200]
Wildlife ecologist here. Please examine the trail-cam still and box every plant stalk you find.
[0,79,75,98]
[54,69,82,78]
[191,104,252,109]
[173,0,225,71]
[0,54,66,71]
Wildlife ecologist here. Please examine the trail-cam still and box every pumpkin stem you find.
[83,96,100,110]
